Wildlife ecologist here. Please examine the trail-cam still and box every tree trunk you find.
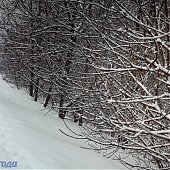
[43,85,52,107]
[29,69,34,97]
[34,77,39,101]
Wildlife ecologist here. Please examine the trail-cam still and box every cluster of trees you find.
[0,0,170,169]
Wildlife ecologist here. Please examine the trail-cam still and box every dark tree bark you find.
[34,78,40,102]
[43,85,52,108]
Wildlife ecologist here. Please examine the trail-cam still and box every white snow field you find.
[0,76,127,169]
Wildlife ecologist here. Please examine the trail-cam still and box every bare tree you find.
[1,0,170,169]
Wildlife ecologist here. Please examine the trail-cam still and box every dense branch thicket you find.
[0,0,170,169]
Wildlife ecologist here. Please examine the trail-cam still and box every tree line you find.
[0,0,170,169]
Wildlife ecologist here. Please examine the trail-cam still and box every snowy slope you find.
[0,76,127,169]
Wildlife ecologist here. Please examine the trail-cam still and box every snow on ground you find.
[0,76,127,169]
